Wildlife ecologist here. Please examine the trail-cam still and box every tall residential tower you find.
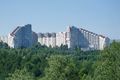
[8,24,38,48]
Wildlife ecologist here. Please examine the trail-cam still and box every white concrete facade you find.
[1,25,109,50]
[38,33,56,47]
[38,26,110,50]
[0,36,8,43]
[56,32,67,47]
[7,24,38,48]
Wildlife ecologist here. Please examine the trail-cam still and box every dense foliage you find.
[0,41,119,80]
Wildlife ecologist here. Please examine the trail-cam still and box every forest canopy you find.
[0,41,120,80]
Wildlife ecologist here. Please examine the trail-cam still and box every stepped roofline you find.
[80,28,99,36]
[99,35,106,38]
[10,26,20,36]
[10,24,32,36]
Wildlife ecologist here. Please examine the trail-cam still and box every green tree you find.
[93,41,120,80]
[5,68,34,80]
[0,42,9,48]
[41,55,79,80]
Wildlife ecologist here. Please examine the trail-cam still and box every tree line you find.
[0,41,120,80]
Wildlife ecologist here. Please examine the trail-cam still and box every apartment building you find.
[8,24,38,48]
[38,26,110,50]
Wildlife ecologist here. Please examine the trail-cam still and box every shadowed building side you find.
[8,24,38,48]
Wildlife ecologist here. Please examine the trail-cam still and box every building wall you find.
[22,24,33,47]
[0,36,8,43]
[50,33,56,47]
[38,33,56,47]
[56,32,66,47]
[38,33,44,45]
[32,32,38,45]
[8,34,14,48]
[66,26,81,48]
[98,36,110,50]
[38,26,109,51]
[37,26,110,50]
[79,28,100,50]
[8,24,38,48]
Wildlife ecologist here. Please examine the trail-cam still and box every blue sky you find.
[0,0,120,39]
